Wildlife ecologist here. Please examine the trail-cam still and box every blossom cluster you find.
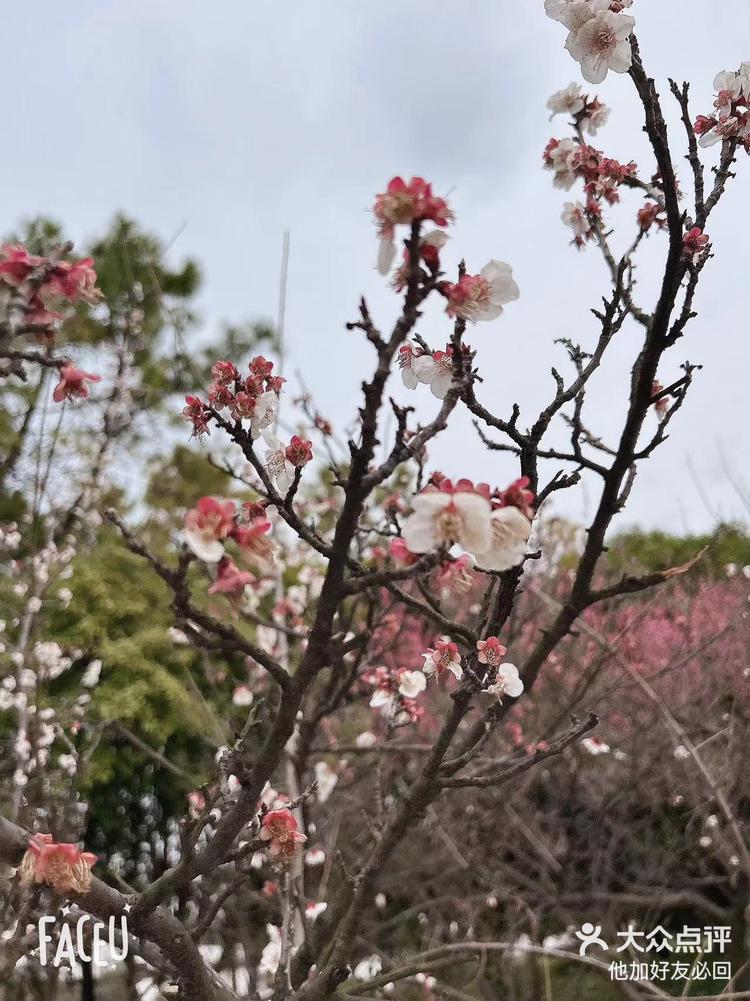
[693,66,750,152]
[420,634,524,699]
[546,0,635,85]
[372,177,519,325]
[399,475,534,572]
[183,496,275,600]
[373,175,453,275]
[0,244,103,401]
[547,82,610,136]
[182,356,313,494]
[0,244,102,323]
[544,137,638,248]
[365,664,426,725]
[182,355,285,440]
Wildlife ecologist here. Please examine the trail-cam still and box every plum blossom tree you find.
[1,5,749,1001]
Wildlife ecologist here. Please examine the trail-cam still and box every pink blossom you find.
[249,355,275,379]
[182,395,212,438]
[187,790,206,815]
[19,834,97,895]
[373,176,453,275]
[682,227,710,261]
[435,554,474,596]
[208,556,254,598]
[693,114,718,137]
[208,382,234,410]
[228,391,256,420]
[650,380,669,418]
[476,636,507,667]
[260,808,306,866]
[233,516,276,575]
[497,477,535,520]
[26,293,63,329]
[212,360,239,385]
[183,497,236,562]
[286,435,313,467]
[391,229,449,289]
[637,201,667,233]
[389,537,420,566]
[52,363,101,403]
[45,257,102,305]
[441,260,519,323]
[0,244,47,286]
[421,638,463,680]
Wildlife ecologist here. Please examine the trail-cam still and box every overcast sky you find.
[3,1,749,533]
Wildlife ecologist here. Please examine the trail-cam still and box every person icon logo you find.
[575,922,608,956]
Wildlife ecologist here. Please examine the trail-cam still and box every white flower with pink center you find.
[233,684,254,707]
[402,489,492,556]
[421,637,463,680]
[412,348,454,399]
[698,114,746,148]
[306,901,327,922]
[581,98,610,135]
[713,70,744,114]
[544,137,580,190]
[251,391,280,440]
[547,0,607,35]
[562,201,594,246]
[398,670,427,699]
[582,736,610,755]
[567,8,635,84]
[473,506,532,572]
[262,430,295,494]
[398,343,422,390]
[486,662,524,700]
[369,687,396,716]
[443,260,519,323]
[547,83,585,118]
[183,496,236,563]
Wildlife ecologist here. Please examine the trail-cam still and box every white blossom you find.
[354,955,383,981]
[402,490,491,556]
[472,507,532,572]
[547,82,585,118]
[262,430,294,494]
[486,663,524,699]
[567,8,635,84]
[314,760,339,803]
[398,670,427,699]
